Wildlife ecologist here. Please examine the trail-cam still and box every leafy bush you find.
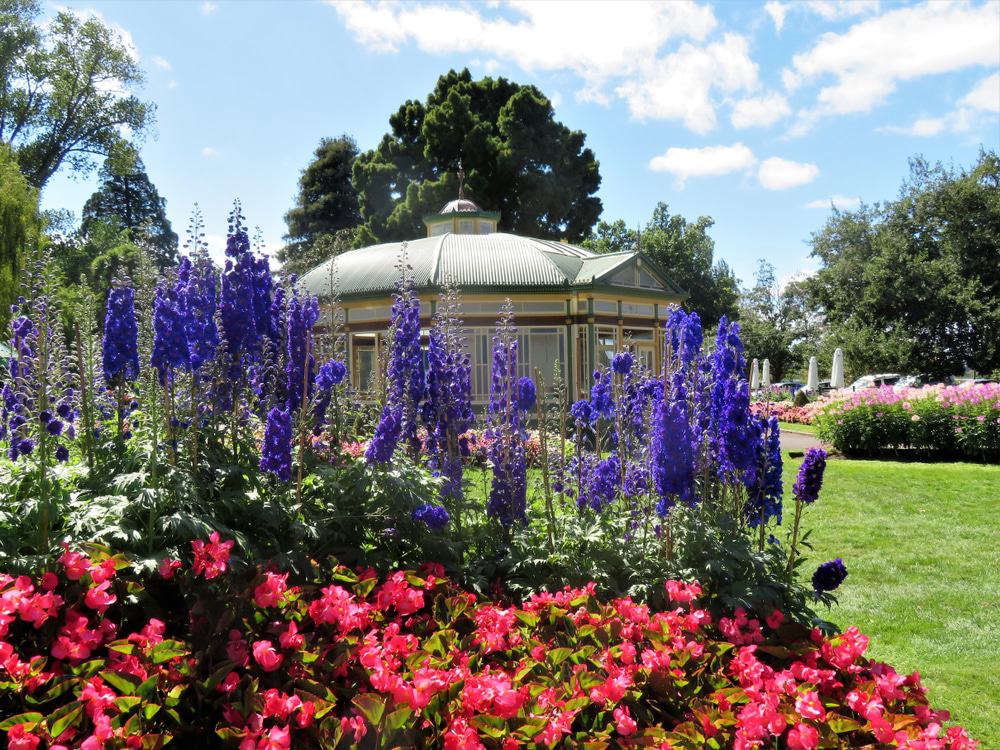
[0,541,980,749]
[816,385,1000,460]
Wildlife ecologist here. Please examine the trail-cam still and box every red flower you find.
[444,716,485,750]
[665,579,702,605]
[158,558,181,580]
[787,723,819,750]
[614,706,637,736]
[90,558,117,584]
[40,572,58,591]
[795,691,826,722]
[278,620,303,650]
[6,724,40,750]
[217,671,240,694]
[340,715,367,744]
[191,532,234,580]
[257,725,291,750]
[59,543,91,580]
[252,640,284,672]
[765,609,784,630]
[254,572,289,608]
[376,572,425,615]
[84,581,117,613]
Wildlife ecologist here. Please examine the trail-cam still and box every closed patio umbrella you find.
[750,358,760,390]
[762,359,771,388]
[807,356,819,392]
[831,348,845,388]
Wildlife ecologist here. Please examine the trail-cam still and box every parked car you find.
[772,380,805,395]
[849,373,901,391]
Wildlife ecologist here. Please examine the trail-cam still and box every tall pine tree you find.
[353,69,602,244]
[279,135,361,277]
[81,157,178,269]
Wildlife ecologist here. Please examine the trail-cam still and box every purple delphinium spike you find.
[366,266,424,464]
[260,407,292,481]
[486,300,528,529]
[102,287,140,385]
[812,558,848,592]
[794,447,828,505]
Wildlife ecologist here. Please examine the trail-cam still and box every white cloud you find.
[764,2,788,31]
[167,79,179,89]
[804,1,880,21]
[766,0,878,32]
[151,55,171,71]
[615,33,758,132]
[329,1,762,133]
[730,91,791,128]
[878,72,1000,137]
[961,71,1000,113]
[878,116,947,137]
[201,1,218,14]
[201,146,219,158]
[784,2,1000,132]
[757,157,819,190]
[648,143,756,186]
[805,195,861,209]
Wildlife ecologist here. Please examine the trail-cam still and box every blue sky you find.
[41,0,1000,286]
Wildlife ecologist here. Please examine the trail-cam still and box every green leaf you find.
[384,706,414,733]
[149,639,189,664]
[100,670,140,695]
[352,693,386,727]
[826,713,863,733]
[0,712,44,731]
[46,702,85,738]
[114,696,142,712]
[548,647,573,665]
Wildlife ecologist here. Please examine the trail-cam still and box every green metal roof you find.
[299,232,684,300]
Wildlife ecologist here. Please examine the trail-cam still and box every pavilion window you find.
[353,335,378,392]
[596,326,617,368]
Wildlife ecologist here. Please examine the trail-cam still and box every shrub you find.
[0,542,980,749]
[816,385,1000,460]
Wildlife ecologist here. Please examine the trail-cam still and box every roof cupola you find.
[423,166,500,237]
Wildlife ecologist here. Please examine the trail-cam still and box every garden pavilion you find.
[300,192,686,404]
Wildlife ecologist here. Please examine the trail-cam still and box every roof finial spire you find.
[457,159,466,201]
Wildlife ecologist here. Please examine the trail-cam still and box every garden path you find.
[779,428,823,454]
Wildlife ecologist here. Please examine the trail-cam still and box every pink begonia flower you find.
[252,640,284,672]
[787,723,819,750]
[59,543,91,580]
[795,690,826,721]
[191,532,234,580]
[614,706,637,736]
[89,558,116,584]
[217,671,240,694]
[766,609,784,629]
[84,581,117,612]
[254,571,289,608]
[279,620,303,650]
[40,572,58,591]
[158,558,181,579]
[6,724,41,750]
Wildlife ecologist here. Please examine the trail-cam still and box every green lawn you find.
[779,420,819,435]
[784,457,999,745]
